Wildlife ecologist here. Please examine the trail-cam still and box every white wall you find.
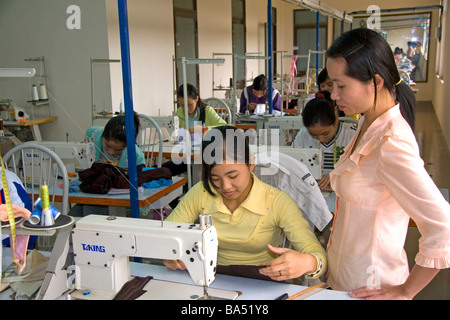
[197,0,233,99]
[0,0,111,142]
[105,0,175,117]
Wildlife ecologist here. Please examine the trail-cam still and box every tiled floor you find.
[405,101,450,300]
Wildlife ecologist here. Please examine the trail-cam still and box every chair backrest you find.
[338,116,359,126]
[136,114,163,167]
[203,97,233,123]
[2,142,69,215]
[253,151,332,233]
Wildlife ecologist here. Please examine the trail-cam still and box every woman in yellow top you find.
[164,125,326,281]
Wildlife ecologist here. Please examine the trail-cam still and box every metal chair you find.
[338,116,359,126]
[1,142,75,299]
[203,97,233,123]
[2,142,69,216]
[136,114,163,168]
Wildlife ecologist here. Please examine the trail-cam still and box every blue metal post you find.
[117,0,139,218]
[267,0,273,114]
[316,11,319,85]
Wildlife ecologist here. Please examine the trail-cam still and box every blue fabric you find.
[141,167,173,188]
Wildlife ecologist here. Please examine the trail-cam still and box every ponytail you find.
[395,81,416,130]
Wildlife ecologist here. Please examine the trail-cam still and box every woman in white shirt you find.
[291,94,357,189]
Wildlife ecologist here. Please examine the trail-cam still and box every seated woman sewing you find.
[163,125,326,282]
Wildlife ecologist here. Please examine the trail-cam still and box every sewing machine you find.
[70,214,218,299]
[252,145,323,180]
[277,146,323,180]
[236,114,304,145]
[34,141,95,172]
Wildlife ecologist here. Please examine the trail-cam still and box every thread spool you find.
[31,84,39,101]
[119,100,124,113]
[40,185,50,211]
[39,83,48,100]
[40,185,54,226]
[41,208,54,226]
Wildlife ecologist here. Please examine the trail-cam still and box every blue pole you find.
[117,0,139,218]
[316,12,319,85]
[267,0,273,114]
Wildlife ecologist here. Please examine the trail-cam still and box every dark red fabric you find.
[78,162,172,194]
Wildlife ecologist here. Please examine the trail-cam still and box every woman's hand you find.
[258,244,318,281]
[163,259,187,271]
[318,173,331,190]
[349,265,440,300]
[349,285,411,300]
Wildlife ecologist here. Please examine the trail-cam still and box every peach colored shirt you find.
[327,105,450,292]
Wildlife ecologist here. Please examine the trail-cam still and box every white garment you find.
[254,151,332,231]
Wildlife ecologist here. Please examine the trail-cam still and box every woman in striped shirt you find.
[291,94,357,189]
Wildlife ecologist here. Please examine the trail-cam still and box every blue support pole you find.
[117,0,139,218]
[316,11,319,85]
[267,0,273,114]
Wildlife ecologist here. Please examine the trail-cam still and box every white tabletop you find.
[129,262,353,300]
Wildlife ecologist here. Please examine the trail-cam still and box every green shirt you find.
[175,105,226,130]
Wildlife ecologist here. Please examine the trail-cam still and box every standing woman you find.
[325,28,450,299]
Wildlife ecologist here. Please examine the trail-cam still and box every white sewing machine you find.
[34,141,95,172]
[278,146,323,180]
[70,214,219,300]
[252,145,323,180]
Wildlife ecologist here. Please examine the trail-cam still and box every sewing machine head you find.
[71,214,218,298]
[34,141,95,172]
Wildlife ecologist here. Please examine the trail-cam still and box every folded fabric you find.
[113,276,152,300]
[216,265,286,283]
[141,167,173,189]
[142,178,173,189]
[78,162,172,194]
[69,179,81,193]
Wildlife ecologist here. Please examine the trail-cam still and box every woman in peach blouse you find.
[325,28,450,299]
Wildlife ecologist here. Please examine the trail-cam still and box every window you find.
[333,18,351,40]
[173,0,199,88]
[232,0,246,86]
[352,12,432,82]
[293,10,328,78]
[436,1,446,81]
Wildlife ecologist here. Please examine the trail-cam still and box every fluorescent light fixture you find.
[0,68,36,77]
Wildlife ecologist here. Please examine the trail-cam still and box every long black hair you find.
[326,28,416,129]
[177,83,207,123]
